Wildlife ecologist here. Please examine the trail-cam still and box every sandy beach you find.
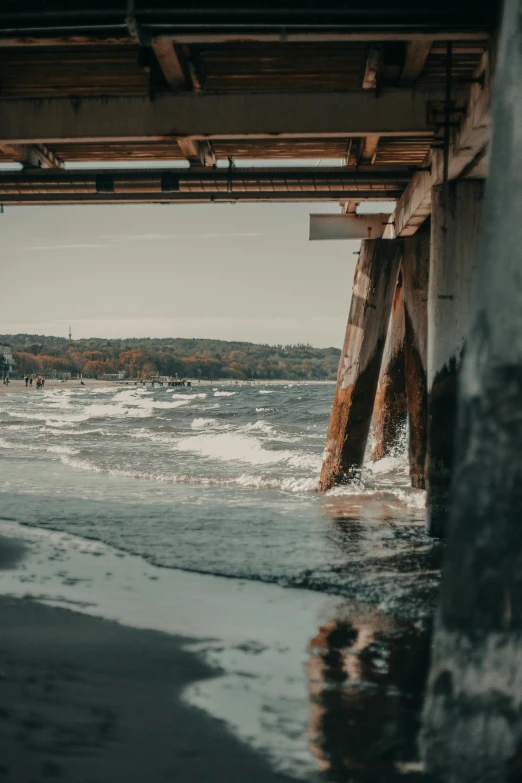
[0,536,296,783]
[0,378,334,398]
[0,378,117,397]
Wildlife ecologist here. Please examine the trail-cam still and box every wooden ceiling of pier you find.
[0,42,486,98]
[0,1,498,201]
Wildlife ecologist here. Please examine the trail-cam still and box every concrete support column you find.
[422,2,522,779]
[426,179,485,537]
[402,221,430,489]
[319,238,402,491]
[370,273,406,462]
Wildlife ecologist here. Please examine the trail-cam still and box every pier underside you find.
[5,2,522,781]
[0,1,493,210]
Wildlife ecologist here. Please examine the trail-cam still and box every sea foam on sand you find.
[0,518,340,780]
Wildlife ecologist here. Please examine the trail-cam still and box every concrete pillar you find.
[370,273,406,462]
[319,238,402,491]
[402,221,430,489]
[422,2,522,779]
[426,179,485,537]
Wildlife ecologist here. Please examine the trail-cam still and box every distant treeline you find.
[3,335,341,381]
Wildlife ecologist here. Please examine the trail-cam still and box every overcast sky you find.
[0,201,368,348]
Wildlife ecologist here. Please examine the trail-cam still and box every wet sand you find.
[0,539,296,783]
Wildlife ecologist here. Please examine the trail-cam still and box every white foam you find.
[0,517,334,780]
[175,431,319,470]
[243,420,276,435]
[175,432,286,465]
[46,444,79,455]
[57,454,318,493]
[258,390,274,394]
[191,417,218,429]
[0,438,78,456]
[8,410,91,424]
[61,455,104,473]
[214,391,236,397]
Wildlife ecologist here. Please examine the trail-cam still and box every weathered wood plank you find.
[362,45,382,89]
[319,238,402,491]
[402,220,430,489]
[360,134,380,164]
[151,38,188,90]
[371,273,406,462]
[399,41,432,86]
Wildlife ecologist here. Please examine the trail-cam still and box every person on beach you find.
[29,377,33,386]
[24,375,29,387]
[41,377,45,388]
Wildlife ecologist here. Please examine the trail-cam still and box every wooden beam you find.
[197,140,216,166]
[176,137,200,160]
[346,138,362,166]
[319,238,403,491]
[151,37,188,91]
[0,143,63,168]
[0,143,25,162]
[0,89,444,144]
[180,45,203,92]
[362,45,383,89]
[399,41,433,86]
[402,222,430,489]
[370,273,406,462]
[26,143,64,169]
[385,47,491,237]
[176,138,215,166]
[360,134,380,164]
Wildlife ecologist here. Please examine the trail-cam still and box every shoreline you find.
[0,532,299,783]
[0,377,335,397]
[0,520,329,781]
[0,378,119,397]
[0,593,296,783]
[0,516,435,782]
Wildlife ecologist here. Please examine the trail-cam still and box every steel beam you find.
[0,192,402,206]
[0,90,444,144]
[0,166,407,204]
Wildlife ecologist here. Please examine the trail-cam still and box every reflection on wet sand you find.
[309,491,442,781]
[307,608,433,781]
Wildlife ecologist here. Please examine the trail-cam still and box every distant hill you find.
[1,335,341,381]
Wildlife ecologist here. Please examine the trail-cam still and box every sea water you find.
[0,383,441,780]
